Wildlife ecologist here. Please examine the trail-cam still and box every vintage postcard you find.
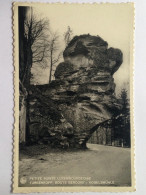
[13,2,135,193]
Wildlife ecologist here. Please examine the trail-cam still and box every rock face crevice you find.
[29,34,123,148]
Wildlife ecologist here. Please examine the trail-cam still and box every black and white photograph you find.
[13,2,135,192]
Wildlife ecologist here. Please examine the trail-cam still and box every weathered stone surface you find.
[29,34,123,148]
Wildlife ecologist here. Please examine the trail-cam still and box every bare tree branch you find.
[52,51,63,65]
[46,31,62,83]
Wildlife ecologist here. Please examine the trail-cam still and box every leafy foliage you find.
[119,88,129,115]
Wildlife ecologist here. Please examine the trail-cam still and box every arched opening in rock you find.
[78,118,114,149]
[84,115,131,148]
[81,122,105,149]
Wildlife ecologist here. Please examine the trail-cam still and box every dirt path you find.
[19,144,131,186]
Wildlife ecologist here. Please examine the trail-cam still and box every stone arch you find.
[82,119,112,148]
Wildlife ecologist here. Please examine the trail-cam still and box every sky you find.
[30,3,134,96]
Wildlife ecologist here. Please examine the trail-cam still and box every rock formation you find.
[29,34,123,148]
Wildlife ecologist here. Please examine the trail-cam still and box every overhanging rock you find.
[29,34,123,148]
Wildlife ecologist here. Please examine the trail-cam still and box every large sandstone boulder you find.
[29,34,123,148]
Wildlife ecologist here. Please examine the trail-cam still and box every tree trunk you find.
[19,6,32,144]
[49,51,53,83]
